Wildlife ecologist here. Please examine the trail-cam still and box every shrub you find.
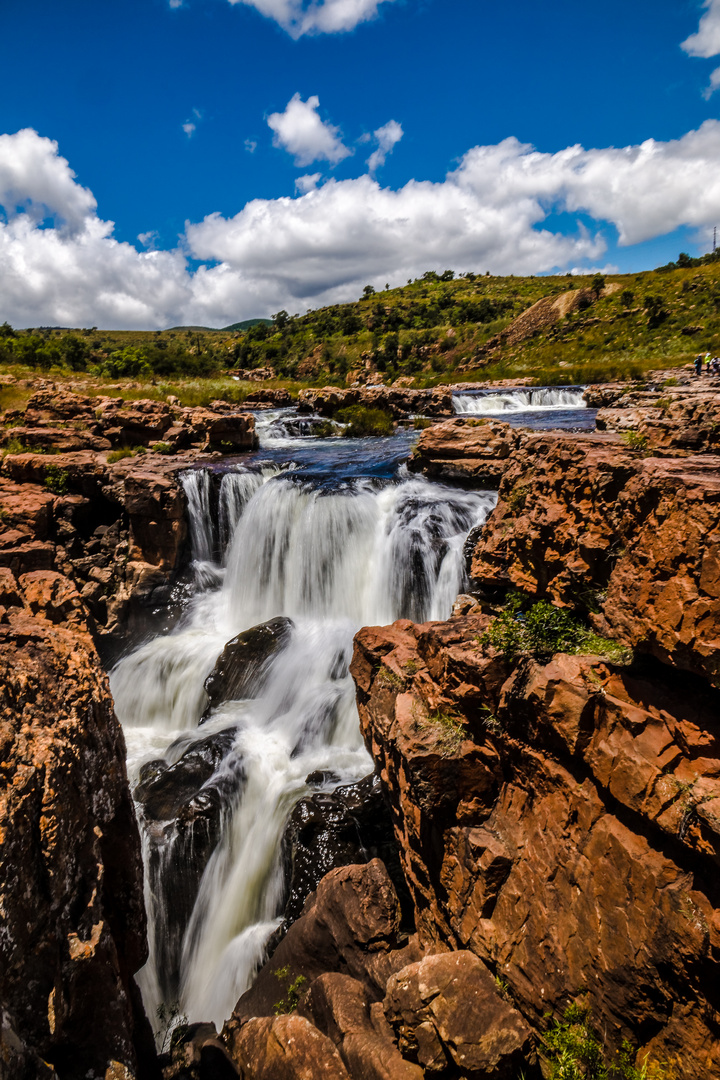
[45,466,69,495]
[150,441,174,454]
[542,1003,672,1080]
[273,966,307,1015]
[106,446,147,463]
[413,417,432,430]
[482,598,632,664]
[620,431,649,451]
[336,405,394,437]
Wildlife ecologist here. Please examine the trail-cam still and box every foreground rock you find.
[352,616,720,1076]
[221,860,532,1079]
[0,569,157,1079]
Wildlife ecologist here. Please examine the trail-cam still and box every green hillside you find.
[2,254,720,390]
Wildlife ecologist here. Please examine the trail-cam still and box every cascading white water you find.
[111,462,495,1031]
[453,387,585,414]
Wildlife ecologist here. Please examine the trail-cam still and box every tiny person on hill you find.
[695,354,703,376]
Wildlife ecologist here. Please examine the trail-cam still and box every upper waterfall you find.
[453,386,586,414]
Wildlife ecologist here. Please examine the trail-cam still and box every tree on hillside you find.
[591,274,605,299]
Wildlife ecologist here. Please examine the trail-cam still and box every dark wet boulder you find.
[134,727,238,821]
[202,616,294,717]
[134,729,245,1000]
[277,773,409,933]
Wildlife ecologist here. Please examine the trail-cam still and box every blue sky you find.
[1,0,720,327]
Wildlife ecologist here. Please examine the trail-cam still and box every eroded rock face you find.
[0,568,156,1079]
[351,617,720,1076]
[469,432,720,683]
[408,418,521,487]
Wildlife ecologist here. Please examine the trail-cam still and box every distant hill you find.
[222,318,273,331]
[166,325,218,332]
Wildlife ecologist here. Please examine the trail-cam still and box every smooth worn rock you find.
[298,973,423,1080]
[277,772,407,932]
[229,1014,350,1080]
[384,951,534,1078]
[203,617,295,717]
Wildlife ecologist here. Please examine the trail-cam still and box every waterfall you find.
[182,469,215,565]
[112,463,495,1031]
[453,387,585,414]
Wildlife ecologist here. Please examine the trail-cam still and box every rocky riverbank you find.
[2,380,719,1078]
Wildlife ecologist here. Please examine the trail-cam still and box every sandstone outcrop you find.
[0,386,258,648]
[352,615,720,1077]
[0,567,157,1079]
[297,385,453,419]
[590,384,720,456]
[468,431,720,683]
[407,418,522,486]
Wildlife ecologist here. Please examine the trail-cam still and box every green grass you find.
[482,599,632,664]
[335,404,395,437]
[413,706,466,757]
[542,1003,674,1080]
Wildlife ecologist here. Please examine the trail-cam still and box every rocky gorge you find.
[0,375,719,1079]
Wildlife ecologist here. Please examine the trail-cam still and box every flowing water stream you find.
[112,389,589,1034]
[111,419,496,1031]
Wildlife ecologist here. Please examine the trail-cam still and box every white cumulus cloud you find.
[682,1,720,95]
[229,0,398,38]
[367,119,403,172]
[267,93,351,166]
[295,172,322,193]
[682,0,720,58]
[4,125,720,330]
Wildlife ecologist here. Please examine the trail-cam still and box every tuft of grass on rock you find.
[482,598,632,664]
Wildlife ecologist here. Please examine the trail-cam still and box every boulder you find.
[203,617,294,716]
[407,417,522,486]
[229,1014,350,1080]
[298,973,422,1080]
[230,861,422,1025]
[277,773,407,931]
[384,952,534,1078]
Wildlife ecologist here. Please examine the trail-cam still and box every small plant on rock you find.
[272,966,307,1015]
[481,597,631,665]
[620,431,649,452]
[44,465,69,495]
[376,665,407,691]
